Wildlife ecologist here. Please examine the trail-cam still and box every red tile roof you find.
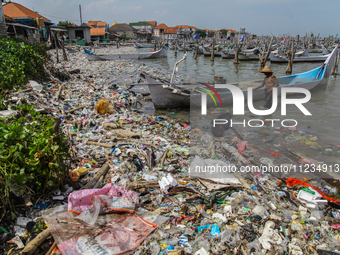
[164,27,178,34]
[90,27,106,36]
[87,21,106,27]
[154,23,168,29]
[146,21,156,26]
[3,2,51,22]
[176,25,191,29]
[190,26,197,30]
[4,15,15,22]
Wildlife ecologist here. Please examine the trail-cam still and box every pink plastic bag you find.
[44,208,156,255]
[237,141,247,153]
[68,184,138,215]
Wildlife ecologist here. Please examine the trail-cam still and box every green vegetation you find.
[57,20,76,27]
[220,29,229,35]
[0,104,69,217]
[194,29,207,38]
[0,38,48,93]
[0,39,69,219]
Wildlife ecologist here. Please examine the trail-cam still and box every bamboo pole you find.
[194,44,198,59]
[62,40,67,61]
[233,42,239,65]
[286,39,294,75]
[174,37,178,57]
[54,34,59,63]
[211,39,215,61]
[332,51,339,76]
[260,36,274,68]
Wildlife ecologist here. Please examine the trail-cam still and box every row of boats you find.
[82,42,339,110]
[144,45,339,109]
[169,42,334,63]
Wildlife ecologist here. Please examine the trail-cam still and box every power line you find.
[37,11,89,23]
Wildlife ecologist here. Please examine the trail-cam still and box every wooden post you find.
[62,40,67,61]
[54,33,59,63]
[286,39,294,75]
[233,42,239,65]
[211,39,215,61]
[116,37,119,48]
[332,51,339,76]
[194,44,198,59]
[154,37,157,51]
[175,37,178,57]
[260,36,273,68]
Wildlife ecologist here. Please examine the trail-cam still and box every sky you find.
[9,0,340,37]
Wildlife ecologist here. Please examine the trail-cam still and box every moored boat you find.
[141,46,338,109]
[85,46,168,61]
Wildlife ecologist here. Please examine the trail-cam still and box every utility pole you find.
[79,4,82,25]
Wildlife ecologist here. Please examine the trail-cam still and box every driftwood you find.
[83,163,110,189]
[160,149,168,167]
[55,84,64,101]
[114,129,140,138]
[93,175,104,189]
[21,228,51,255]
[127,180,159,190]
[86,141,114,148]
[65,105,84,114]
[12,88,33,95]
[45,241,56,255]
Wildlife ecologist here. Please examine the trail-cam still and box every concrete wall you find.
[67,27,91,43]
[0,4,7,37]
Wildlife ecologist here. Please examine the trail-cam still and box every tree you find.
[220,29,229,35]
[57,20,75,27]
[194,29,206,38]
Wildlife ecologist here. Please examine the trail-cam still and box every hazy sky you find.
[12,0,340,36]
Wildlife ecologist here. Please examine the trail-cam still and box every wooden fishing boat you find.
[141,46,338,109]
[85,47,168,61]
[221,49,235,59]
[133,43,154,48]
[270,52,331,63]
[203,47,222,57]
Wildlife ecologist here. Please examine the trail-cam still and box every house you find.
[109,23,136,39]
[3,2,52,27]
[154,23,168,38]
[67,23,91,44]
[176,25,197,39]
[129,21,157,42]
[87,21,106,28]
[89,27,120,42]
[163,27,179,40]
[86,20,115,42]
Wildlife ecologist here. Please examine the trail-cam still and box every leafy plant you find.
[0,104,69,215]
[0,38,48,91]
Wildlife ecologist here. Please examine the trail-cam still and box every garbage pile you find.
[1,45,340,255]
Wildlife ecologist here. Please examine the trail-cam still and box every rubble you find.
[1,45,340,255]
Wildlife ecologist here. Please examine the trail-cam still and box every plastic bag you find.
[43,205,157,255]
[68,184,138,215]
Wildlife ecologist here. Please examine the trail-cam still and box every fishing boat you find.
[203,46,223,57]
[238,47,261,61]
[221,48,235,59]
[270,52,331,63]
[133,43,154,48]
[141,46,338,109]
[84,46,168,61]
